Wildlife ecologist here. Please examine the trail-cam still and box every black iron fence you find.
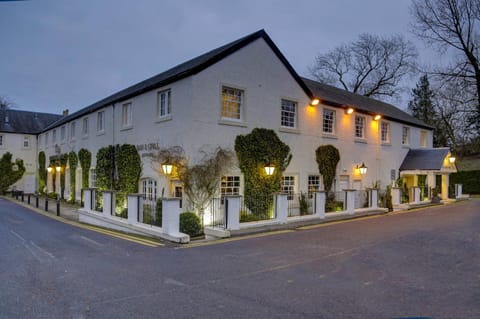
[239,194,275,223]
[287,193,314,217]
[208,197,227,229]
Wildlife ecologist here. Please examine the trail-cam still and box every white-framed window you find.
[355,115,366,139]
[90,169,96,188]
[0,134,4,147]
[142,178,157,201]
[381,121,390,144]
[281,99,297,128]
[157,90,171,118]
[23,136,29,148]
[97,111,105,132]
[60,125,66,142]
[282,175,296,200]
[221,176,241,196]
[70,121,76,140]
[322,109,335,134]
[308,175,321,193]
[82,117,89,136]
[52,129,57,143]
[221,86,243,121]
[121,102,132,128]
[420,130,428,147]
[402,126,410,145]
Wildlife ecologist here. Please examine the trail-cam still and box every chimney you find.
[63,109,69,116]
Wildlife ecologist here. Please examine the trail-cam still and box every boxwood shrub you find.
[180,212,202,237]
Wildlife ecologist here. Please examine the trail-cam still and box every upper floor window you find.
[52,129,57,143]
[381,121,390,144]
[70,121,76,140]
[221,86,243,121]
[281,99,297,128]
[402,127,410,145]
[322,109,335,134]
[97,111,105,132]
[23,136,29,148]
[121,103,132,128]
[82,117,89,136]
[420,130,428,147]
[0,134,4,147]
[60,125,66,142]
[157,90,171,118]
[355,115,366,139]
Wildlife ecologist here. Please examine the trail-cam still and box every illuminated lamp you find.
[310,98,320,106]
[264,163,275,176]
[162,163,173,175]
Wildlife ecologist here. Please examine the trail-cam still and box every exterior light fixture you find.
[310,98,320,106]
[162,163,173,175]
[346,107,354,114]
[47,166,53,173]
[374,114,382,121]
[264,163,275,176]
[449,156,456,164]
[55,165,61,172]
[356,162,367,175]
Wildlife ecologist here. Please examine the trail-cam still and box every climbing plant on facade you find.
[68,151,78,202]
[116,144,142,194]
[235,128,292,216]
[0,152,26,194]
[95,145,115,191]
[38,151,46,193]
[59,153,68,199]
[78,148,91,189]
[315,144,340,193]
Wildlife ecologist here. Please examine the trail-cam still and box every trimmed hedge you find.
[450,170,480,194]
[180,212,202,237]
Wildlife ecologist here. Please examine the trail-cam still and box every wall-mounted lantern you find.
[449,155,456,164]
[310,98,320,106]
[55,165,61,172]
[264,163,275,176]
[47,166,53,173]
[162,163,173,175]
[345,107,354,115]
[374,114,382,121]
[356,162,368,175]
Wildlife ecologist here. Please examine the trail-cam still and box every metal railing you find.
[287,193,314,217]
[141,197,162,227]
[208,197,227,229]
[354,190,368,209]
[239,194,275,223]
[115,193,128,219]
[94,190,103,213]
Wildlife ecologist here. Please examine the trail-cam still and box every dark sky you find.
[0,0,434,114]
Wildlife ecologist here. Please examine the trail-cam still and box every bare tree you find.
[150,146,234,219]
[411,0,480,129]
[309,34,418,99]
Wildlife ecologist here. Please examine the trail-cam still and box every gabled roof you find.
[399,148,450,171]
[302,78,433,130]
[44,29,312,131]
[0,108,62,135]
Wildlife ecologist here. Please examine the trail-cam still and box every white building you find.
[8,30,456,202]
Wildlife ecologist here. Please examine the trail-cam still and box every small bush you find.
[118,208,128,218]
[180,212,202,236]
[299,192,309,215]
[240,212,268,222]
[47,192,58,200]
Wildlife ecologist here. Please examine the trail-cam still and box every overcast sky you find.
[0,0,434,114]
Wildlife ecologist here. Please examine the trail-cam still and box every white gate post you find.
[225,195,241,230]
[368,188,379,209]
[127,194,143,224]
[102,190,115,218]
[345,189,356,215]
[162,198,182,235]
[275,193,288,224]
[412,186,420,204]
[455,184,462,198]
[82,188,94,211]
[391,187,401,206]
[314,191,326,219]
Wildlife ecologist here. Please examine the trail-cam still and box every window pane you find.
[281,99,297,128]
[221,87,243,120]
[323,109,335,134]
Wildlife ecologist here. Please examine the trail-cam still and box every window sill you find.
[279,127,300,134]
[322,134,338,140]
[82,135,89,140]
[381,142,392,146]
[218,119,248,128]
[354,139,367,144]
[120,126,133,132]
[97,131,105,136]
[402,145,410,149]
[155,115,172,123]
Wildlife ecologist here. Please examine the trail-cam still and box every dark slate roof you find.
[302,78,433,130]
[44,29,312,131]
[399,148,450,171]
[0,108,62,134]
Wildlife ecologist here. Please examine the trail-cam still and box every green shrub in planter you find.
[180,212,202,236]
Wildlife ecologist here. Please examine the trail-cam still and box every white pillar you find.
[83,188,93,210]
[441,174,449,200]
[368,188,378,209]
[162,198,182,235]
[345,189,356,215]
[314,191,326,219]
[102,191,115,218]
[275,193,288,224]
[427,173,436,191]
[127,194,143,224]
[455,184,462,198]
[225,195,241,230]
[412,186,420,204]
[391,187,401,206]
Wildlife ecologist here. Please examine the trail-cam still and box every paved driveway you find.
[1,197,479,318]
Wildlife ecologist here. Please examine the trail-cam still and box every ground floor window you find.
[142,178,157,201]
[307,175,321,195]
[90,169,97,188]
[282,175,296,200]
[221,176,240,197]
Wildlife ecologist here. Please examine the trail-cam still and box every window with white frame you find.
[90,169,97,188]
[157,90,171,118]
[97,111,105,132]
[381,121,390,144]
[221,176,240,197]
[52,129,57,143]
[402,126,410,145]
[121,103,132,128]
[282,175,296,200]
[221,86,243,121]
[308,175,321,198]
[322,109,335,134]
[70,121,76,140]
[23,136,29,148]
[82,117,88,136]
[355,115,366,139]
[420,130,428,147]
[142,178,157,201]
[61,125,66,142]
[0,134,4,147]
[281,99,297,128]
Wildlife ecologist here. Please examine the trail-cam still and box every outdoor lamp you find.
[55,165,61,172]
[162,163,173,175]
[357,162,367,175]
[449,156,456,164]
[345,107,354,114]
[264,163,275,176]
[374,114,382,121]
[310,98,320,106]
[47,166,52,173]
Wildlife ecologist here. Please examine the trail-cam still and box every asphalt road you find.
[1,197,479,319]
